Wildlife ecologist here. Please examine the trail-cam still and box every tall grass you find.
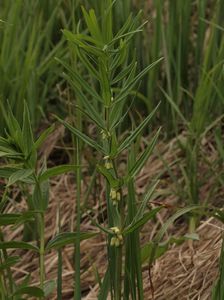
[0,0,78,131]
[0,0,224,299]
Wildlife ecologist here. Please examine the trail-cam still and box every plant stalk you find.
[39,212,45,292]
[74,137,81,300]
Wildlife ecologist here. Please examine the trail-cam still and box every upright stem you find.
[0,272,7,300]
[57,198,62,300]
[74,137,81,300]
[39,212,45,292]
[0,228,14,296]
[115,247,122,300]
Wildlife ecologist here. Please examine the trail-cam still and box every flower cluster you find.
[110,188,121,205]
[110,227,123,247]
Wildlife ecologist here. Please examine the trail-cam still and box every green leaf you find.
[0,165,23,179]
[134,180,159,221]
[63,30,103,56]
[0,256,20,271]
[81,7,103,43]
[116,103,159,156]
[61,73,105,129]
[123,207,161,235]
[22,101,34,157]
[0,137,13,150]
[13,211,37,228]
[99,57,111,107]
[0,138,23,159]
[13,286,44,298]
[0,241,39,252]
[148,206,202,265]
[32,180,49,211]
[0,149,23,159]
[0,213,20,226]
[0,151,9,157]
[160,87,188,126]
[76,46,100,79]
[45,232,98,251]
[97,164,121,189]
[39,165,77,182]
[141,242,168,264]
[56,57,103,104]
[154,206,201,243]
[7,169,34,187]
[34,124,55,150]
[111,58,136,85]
[4,102,23,151]
[141,233,199,264]
[115,58,163,104]
[126,128,161,181]
[98,266,110,300]
[55,116,106,154]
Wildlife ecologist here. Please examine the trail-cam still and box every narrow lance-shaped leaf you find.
[12,211,37,229]
[45,232,98,251]
[0,241,39,252]
[76,46,100,79]
[126,128,161,181]
[123,207,162,235]
[7,169,34,187]
[34,124,55,150]
[148,205,202,265]
[81,7,103,43]
[141,242,168,264]
[39,165,78,182]
[63,30,103,56]
[55,115,106,154]
[116,103,159,156]
[115,58,163,104]
[3,102,23,149]
[97,164,121,189]
[98,266,110,300]
[134,180,159,222]
[0,137,23,158]
[62,73,105,129]
[0,256,20,271]
[32,180,49,211]
[13,286,44,298]
[141,234,199,264]
[55,57,103,104]
[0,213,21,226]
[111,58,136,85]
[160,87,188,126]
[154,205,202,243]
[22,101,34,157]
[67,33,103,47]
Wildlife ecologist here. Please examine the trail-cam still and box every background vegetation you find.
[0,0,223,299]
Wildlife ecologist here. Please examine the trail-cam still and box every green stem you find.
[0,228,14,296]
[57,197,62,300]
[74,137,81,300]
[0,271,7,300]
[189,216,196,234]
[57,250,62,300]
[39,213,45,292]
[115,246,122,300]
